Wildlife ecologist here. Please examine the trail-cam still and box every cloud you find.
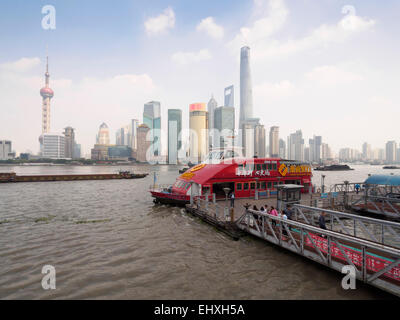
[230,0,288,48]
[305,65,364,86]
[254,80,297,101]
[229,1,375,60]
[196,17,224,39]
[0,57,41,73]
[171,49,212,65]
[144,7,175,36]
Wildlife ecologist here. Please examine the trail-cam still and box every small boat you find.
[314,165,354,171]
[383,166,400,169]
[118,170,149,179]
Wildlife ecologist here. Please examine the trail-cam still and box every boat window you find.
[245,163,254,171]
[267,163,272,170]
[238,164,244,171]
[250,182,255,190]
[261,181,266,190]
[267,182,272,189]
[257,182,260,189]
[262,164,267,171]
[236,183,242,191]
[185,183,191,190]
[256,164,262,171]
[272,163,277,170]
[273,182,277,189]
[244,183,249,190]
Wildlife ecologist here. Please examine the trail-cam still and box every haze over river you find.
[0,164,397,299]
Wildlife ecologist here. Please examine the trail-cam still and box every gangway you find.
[293,204,400,248]
[236,209,400,297]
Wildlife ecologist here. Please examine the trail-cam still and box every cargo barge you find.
[0,171,148,183]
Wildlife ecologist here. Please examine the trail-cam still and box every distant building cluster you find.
[6,47,398,165]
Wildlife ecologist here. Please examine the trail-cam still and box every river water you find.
[0,164,397,299]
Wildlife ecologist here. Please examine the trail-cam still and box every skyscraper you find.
[207,95,218,149]
[386,141,397,164]
[279,139,286,159]
[362,142,372,160]
[97,123,110,145]
[269,126,279,158]
[224,85,234,108]
[137,124,151,162]
[254,124,266,158]
[168,109,182,165]
[239,47,253,131]
[189,103,208,163]
[143,101,161,157]
[41,134,65,159]
[63,127,75,159]
[214,106,235,148]
[287,130,304,161]
[130,119,139,151]
[40,56,54,134]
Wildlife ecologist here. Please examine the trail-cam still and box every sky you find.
[0,0,399,157]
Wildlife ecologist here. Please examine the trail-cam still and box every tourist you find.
[230,192,235,208]
[355,184,360,194]
[269,206,278,227]
[319,212,327,230]
[253,205,259,211]
[260,206,266,213]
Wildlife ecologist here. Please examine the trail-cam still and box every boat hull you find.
[150,191,190,206]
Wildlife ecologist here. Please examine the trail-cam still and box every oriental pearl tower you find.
[40,56,54,134]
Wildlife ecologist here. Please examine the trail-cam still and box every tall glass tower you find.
[239,47,253,130]
[143,101,161,157]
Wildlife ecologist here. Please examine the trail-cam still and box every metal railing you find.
[236,209,400,297]
[351,195,400,219]
[293,204,400,248]
[330,183,364,193]
[193,196,234,223]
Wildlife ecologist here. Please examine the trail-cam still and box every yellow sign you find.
[279,164,288,176]
[190,164,206,172]
[181,172,195,180]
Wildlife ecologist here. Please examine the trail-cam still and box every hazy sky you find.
[1,0,399,156]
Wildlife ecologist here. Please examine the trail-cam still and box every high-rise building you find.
[214,106,235,149]
[97,123,110,145]
[40,56,54,134]
[239,46,253,131]
[189,103,208,163]
[63,127,75,159]
[137,124,151,163]
[40,134,65,159]
[91,144,109,161]
[309,135,322,163]
[0,141,13,160]
[279,139,286,159]
[287,130,304,161]
[224,85,234,108]
[362,142,372,160]
[143,101,161,157]
[321,143,332,161]
[73,144,81,159]
[269,126,279,158]
[254,124,266,158]
[168,109,182,165]
[130,119,139,151]
[386,141,397,164]
[207,96,218,149]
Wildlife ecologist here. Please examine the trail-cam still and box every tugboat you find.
[150,149,313,206]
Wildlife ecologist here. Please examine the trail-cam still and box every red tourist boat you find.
[150,150,313,205]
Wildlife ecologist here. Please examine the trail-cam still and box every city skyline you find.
[1,0,400,156]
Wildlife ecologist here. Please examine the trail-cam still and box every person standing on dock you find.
[230,192,235,208]
[319,212,327,230]
[355,184,360,194]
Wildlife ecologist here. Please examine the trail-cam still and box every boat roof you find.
[364,175,400,186]
[178,158,309,185]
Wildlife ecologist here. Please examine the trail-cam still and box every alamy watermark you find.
[41,265,56,290]
[341,265,356,290]
[42,5,56,30]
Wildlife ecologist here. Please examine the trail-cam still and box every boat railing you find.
[149,184,173,191]
[193,196,235,223]
[236,208,400,297]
